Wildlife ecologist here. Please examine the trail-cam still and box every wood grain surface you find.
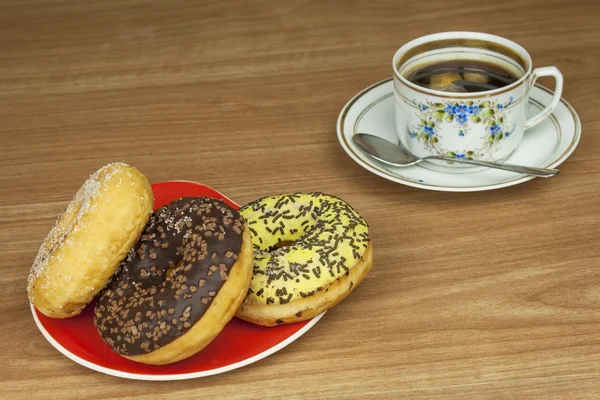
[1,0,599,398]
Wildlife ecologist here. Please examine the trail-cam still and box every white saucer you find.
[337,79,581,192]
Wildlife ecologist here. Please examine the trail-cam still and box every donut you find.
[27,163,153,318]
[94,197,253,365]
[236,192,372,326]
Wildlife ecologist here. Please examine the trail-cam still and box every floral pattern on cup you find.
[408,97,516,159]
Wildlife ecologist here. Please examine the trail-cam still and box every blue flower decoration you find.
[455,153,466,159]
[458,132,465,137]
[505,131,511,137]
[421,104,428,111]
[444,105,454,114]
[497,104,504,110]
[468,105,480,115]
[456,113,468,125]
[456,104,468,114]
[508,96,513,103]
[423,125,435,137]
[490,124,501,136]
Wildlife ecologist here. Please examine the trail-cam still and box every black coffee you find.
[404,59,521,93]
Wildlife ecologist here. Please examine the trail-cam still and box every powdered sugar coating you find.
[27,162,129,297]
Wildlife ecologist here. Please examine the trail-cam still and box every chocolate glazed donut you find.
[94,197,254,365]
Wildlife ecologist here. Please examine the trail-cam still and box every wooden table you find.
[2,0,599,398]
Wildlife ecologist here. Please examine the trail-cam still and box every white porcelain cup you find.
[392,32,563,164]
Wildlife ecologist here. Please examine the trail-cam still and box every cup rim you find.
[392,31,533,98]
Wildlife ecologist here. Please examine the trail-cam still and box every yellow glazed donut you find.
[236,192,372,326]
[27,163,154,318]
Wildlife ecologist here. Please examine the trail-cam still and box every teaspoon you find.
[352,133,559,178]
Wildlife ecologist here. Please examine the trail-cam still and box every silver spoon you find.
[352,133,559,178]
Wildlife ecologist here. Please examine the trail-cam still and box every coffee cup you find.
[393,32,563,164]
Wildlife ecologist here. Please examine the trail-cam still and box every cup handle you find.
[525,66,563,129]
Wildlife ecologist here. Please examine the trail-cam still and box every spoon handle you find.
[427,156,559,178]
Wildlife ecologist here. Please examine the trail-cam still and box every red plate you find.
[31,181,324,380]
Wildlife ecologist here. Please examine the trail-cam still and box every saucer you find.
[31,181,324,381]
[337,79,581,192]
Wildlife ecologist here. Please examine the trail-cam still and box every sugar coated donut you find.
[28,163,153,318]
[236,192,372,326]
[94,197,253,365]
